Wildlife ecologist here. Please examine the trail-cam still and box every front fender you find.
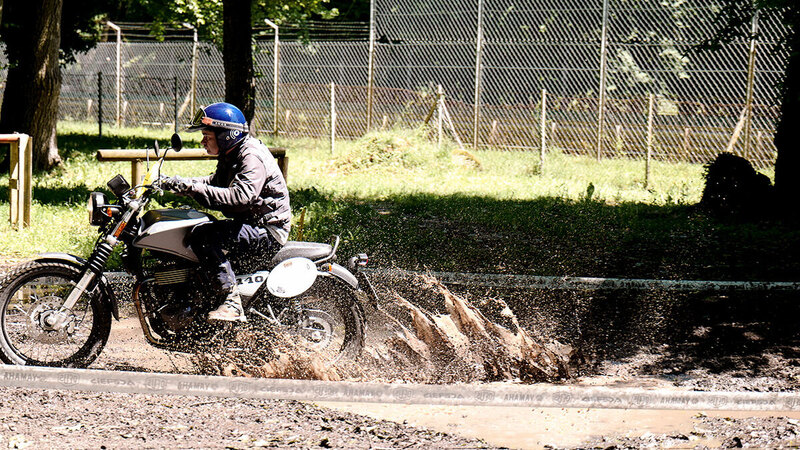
[36,253,120,321]
[321,262,359,290]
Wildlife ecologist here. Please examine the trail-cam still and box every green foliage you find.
[135,0,340,45]
[0,0,111,65]
[699,0,797,51]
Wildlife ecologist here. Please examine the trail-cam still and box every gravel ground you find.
[0,387,492,449]
[572,415,800,449]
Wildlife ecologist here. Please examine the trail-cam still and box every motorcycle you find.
[0,134,376,368]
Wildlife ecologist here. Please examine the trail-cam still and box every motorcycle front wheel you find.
[246,276,365,365]
[0,261,112,367]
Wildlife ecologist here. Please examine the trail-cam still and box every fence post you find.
[190,26,198,115]
[743,11,760,158]
[174,76,179,133]
[645,93,655,189]
[97,72,103,138]
[539,88,547,168]
[330,82,336,155]
[595,0,610,161]
[437,85,444,150]
[106,21,122,128]
[472,0,485,151]
[366,0,376,133]
[264,19,280,137]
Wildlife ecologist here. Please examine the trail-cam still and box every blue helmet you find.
[188,102,248,151]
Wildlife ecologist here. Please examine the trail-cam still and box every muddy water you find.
[316,403,800,449]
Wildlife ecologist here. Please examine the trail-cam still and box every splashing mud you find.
[194,270,573,383]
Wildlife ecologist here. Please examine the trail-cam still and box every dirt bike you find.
[0,134,375,368]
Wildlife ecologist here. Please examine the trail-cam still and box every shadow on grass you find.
[292,188,800,383]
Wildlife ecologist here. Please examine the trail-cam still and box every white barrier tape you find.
[364,269,800,292]
[1,365,800,411]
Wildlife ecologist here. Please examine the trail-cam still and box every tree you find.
[703,1,800,209]
[0,0,63,170]
[222,0,255,121]
[0,0,108,170]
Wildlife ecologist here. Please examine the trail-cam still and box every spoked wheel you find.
[246,276,365,365]
[0,262,112,367]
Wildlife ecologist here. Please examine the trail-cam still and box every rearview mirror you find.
[171,133,183,152]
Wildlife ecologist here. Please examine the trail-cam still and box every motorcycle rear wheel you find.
[246,276,365,365]
[0,262,112,367]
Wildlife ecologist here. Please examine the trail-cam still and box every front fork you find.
[47,241,115,330]
[50,200,139,330]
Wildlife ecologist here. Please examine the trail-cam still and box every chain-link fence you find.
[0,1,788,172]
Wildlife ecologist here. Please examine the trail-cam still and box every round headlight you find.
[88,192,108,226]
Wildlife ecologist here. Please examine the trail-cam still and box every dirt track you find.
[4,260,800,448]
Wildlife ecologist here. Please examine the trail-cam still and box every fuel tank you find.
[133,209,214,262]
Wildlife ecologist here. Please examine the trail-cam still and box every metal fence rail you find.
[0,1,788,175]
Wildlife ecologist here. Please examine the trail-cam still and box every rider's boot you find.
[207,287,248,323]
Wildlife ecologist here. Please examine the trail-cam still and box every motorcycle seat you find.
[270,241,332,264]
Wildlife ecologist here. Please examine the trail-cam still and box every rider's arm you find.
[190,153,266,208]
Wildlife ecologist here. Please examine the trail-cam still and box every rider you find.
[161,102,291,322]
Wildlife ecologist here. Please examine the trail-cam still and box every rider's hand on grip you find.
[159,175,194,195]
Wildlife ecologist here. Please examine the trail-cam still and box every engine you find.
[138,264,206,334]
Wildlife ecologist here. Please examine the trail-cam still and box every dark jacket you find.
[189,136,291,244]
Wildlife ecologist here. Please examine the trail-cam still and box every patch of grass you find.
[1,122,792,282]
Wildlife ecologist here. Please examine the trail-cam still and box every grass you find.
[1,122,796,283]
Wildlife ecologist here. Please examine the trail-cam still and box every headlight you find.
[87,192,109,226]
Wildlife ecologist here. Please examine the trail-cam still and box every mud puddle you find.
[88,270,800,448]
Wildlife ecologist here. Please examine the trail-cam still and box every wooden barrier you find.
[0,133,32,229]
[96,147,288,186]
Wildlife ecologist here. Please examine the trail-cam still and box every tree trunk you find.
[774,24,800,213]
[0,0,63,171]
[222,0,255,125]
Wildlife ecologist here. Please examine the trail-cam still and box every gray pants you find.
[189,220,280,295]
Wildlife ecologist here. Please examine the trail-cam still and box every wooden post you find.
[489,120,498,145]
[131,161,145,187]
[381,115,388,130]
[615,124,623,155]
[756,130,763,158]
[539,88,547,167]
[330,82,336,155]
[86,99,93,121]
[437,85,444,150]
[645,93,655,189]
[683,127,691,155]
[2,134,33,229]
[122,100,129,127]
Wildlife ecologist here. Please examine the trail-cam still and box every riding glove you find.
[159,175,194,194]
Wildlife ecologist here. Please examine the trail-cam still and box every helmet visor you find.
[186,106,248,132]
[187,107,208,131]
